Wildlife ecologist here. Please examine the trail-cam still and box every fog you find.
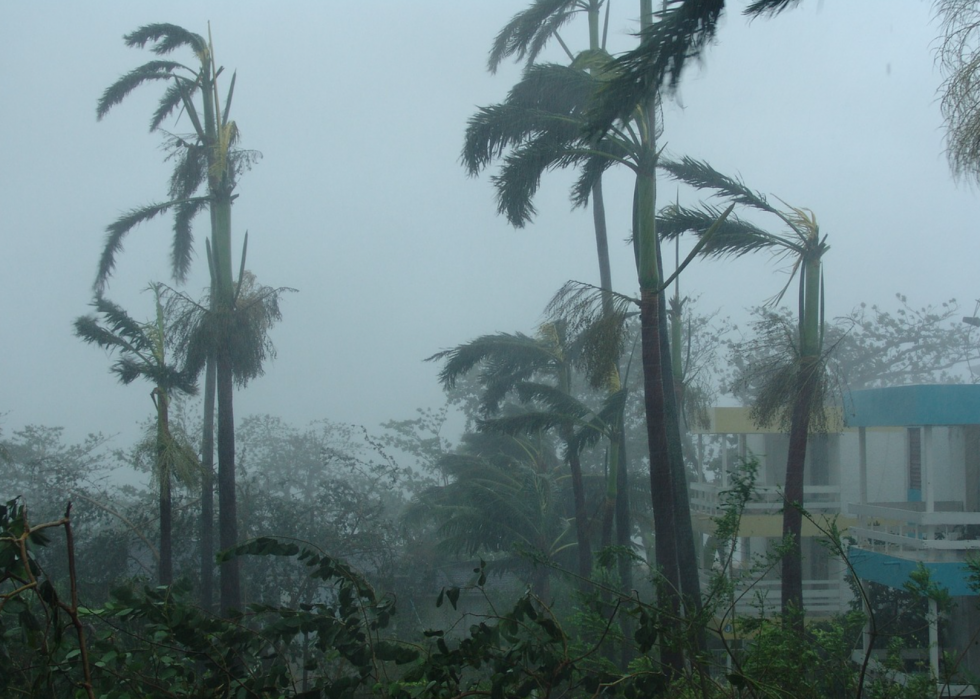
[1,0,974,446]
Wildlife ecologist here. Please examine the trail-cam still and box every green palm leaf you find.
[95,200,183,293]
[96,60,186,122]
[124,23,207,55]
[657,203,787,259]
[489,0,583,72]
[659,156,781,217]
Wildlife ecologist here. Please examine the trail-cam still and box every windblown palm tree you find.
[584,0,803,136]
[429,324,615,589]
[483,4,640,611]
[657,156,829,625]
[96,23,259,613]
[462,4,729,673]
[74,286,198,585]
[405,433,573,601]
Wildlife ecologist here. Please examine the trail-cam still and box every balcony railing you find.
[691,482,841,517]
[848,501,980,558]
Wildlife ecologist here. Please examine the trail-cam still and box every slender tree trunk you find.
[657,273,706,663]
[156,389,173,586]
[592,179,613,297]
[640,287,683,676]
[563,424,594,587]
[615,423,634,669]
[200,352,216,611]
[781,251,823,630]
[781,356,818,627]
[217,347,240,613]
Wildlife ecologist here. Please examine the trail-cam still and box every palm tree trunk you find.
[615,422,633,669]
[211,185,241,614]
[156,388,173,586]
[631,15,685,657]
[657,275,706,660]
[781,252,822,629]
[780,360,816,625]
[563,423,594,587]
[592,179,613,299]
[200,352,216,611]
[640,286,683,675]
[216,346,240,613]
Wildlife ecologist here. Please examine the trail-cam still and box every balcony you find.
[691,482,842,517]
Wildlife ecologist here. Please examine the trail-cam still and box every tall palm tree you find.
[462,6,730,673]
[656,156,828,626]
[73,286,198,585]
[96,24,258,613]
[405,432,573,601]
[487,4,641,611]
[429,325,604,588]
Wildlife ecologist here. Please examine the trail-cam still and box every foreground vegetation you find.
[0,456,966,699]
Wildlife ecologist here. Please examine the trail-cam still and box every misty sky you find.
[1,1,976,447]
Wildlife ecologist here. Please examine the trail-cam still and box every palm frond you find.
[570,136,633,207]
[222,71,237,127]
[164,138,207,199]
[585,0,725,134]
[96,61,186,122]
[88,296,152,352]
[480,411,572,438]
[492,135,578,227]
[427,333,553,391]
[461,64,596,177]
[512,382,591,420]
[489,0,582,72]
[659,156,781,216]
[170,274,293,387]
[546,280,636,388]
[508,62,599,113]
[73,314,141,356]
[743,0,803,18]
[152,75,201,132]
[568,387,627,453]
[171,197,210,283]
[656,203,786,258]
[124,23,207,56]
[75,294,198,394]
[95,200,180,293]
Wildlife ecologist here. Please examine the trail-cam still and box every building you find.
[691,385,980,689]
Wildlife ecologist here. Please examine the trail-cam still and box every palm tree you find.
[405,432,573,600]
[429,325,604,589]
[657,156,828,626]
[73,286,198,584]
[462,5,732,673]
[487,5,642,611]
[96,24,258,613]
[584,0,803,135]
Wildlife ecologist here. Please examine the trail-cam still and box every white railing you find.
[848,501,980,557]
[691,482,841,516]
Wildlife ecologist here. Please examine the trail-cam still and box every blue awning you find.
[844,384,980,427]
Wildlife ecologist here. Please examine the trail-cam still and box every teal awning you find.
[844,384,980,427]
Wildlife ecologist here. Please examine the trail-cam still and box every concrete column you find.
[924,426,935,515]
[858,426,867,507]
[929,597,940,682]
[722,435,729,489]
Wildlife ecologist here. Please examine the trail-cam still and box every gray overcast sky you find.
[1,1,976,447]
